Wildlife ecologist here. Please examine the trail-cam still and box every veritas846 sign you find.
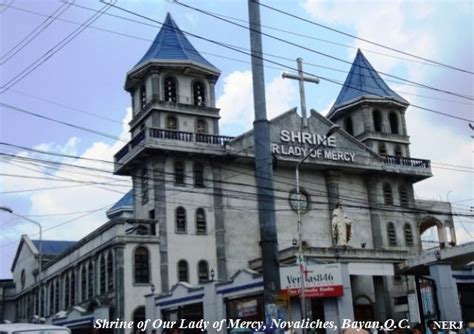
[280,263,343,298]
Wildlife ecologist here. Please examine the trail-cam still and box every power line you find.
[0,1,114,94]
[0,1,72,65]
[256,0,474,75]
[172,0,474,101]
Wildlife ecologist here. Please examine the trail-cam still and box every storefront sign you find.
[280,263,344,298]
[272,129,355,162]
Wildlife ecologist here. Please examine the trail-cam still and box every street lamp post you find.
[0,206,43,274]
[294,124,340,325]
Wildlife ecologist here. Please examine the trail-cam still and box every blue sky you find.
[0,0,472,278]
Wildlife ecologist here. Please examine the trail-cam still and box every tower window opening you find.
[373,110,382,132]
[166,115,177,130]
[196,119,208,134]
[140,84,147,110]
[389,112,399,134]
[164,76,177,102]
[344,117,354,135]
[193,81,206,106]
[378,143,387,156]
[395,145,403,157]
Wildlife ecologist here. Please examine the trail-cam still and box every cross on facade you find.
[282,58,320,128]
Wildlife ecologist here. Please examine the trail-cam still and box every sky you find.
[0,0,472,278]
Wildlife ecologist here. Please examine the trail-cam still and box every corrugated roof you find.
[135,13,218,72]
[329,49,408,116]
[31,240,75,256]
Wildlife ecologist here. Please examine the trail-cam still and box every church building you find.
[2,13,467,334]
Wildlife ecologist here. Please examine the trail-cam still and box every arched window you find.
[174,160,185,185]
[378,143,387,156]
[196,208,207,234]
[373,110,382,132]
[140,84,147,109]
[164,76,177,102]
[134,247,150,284]
[133,306,146,333]
[88,262,94,298]
[395,145,403,157]
[107,252,114,291]
[81,266,87,302]
[344,117,354,135]
[177,260,189,282]
[389,112,399,134]
[383,183,393,205]
[404,223,413,246]
[70,271,75,306]
[399,186,408,207]
[166,115,178,130]
[196,119,208,134]
[176,207,187,233]
[64,275,70,309]
[99,255,106,294]
[193,81,206,106]
[198,260,209,283]
[387,222,397,246]
[194,162,204,187]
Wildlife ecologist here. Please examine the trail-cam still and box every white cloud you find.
[0,108,133,242]
[217,71,296,134]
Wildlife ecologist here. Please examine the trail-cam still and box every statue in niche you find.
[331,203,353,247]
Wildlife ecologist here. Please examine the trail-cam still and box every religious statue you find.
[331,203,353,247]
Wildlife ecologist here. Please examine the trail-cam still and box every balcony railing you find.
[115,128,234,162]
[383,155,430,168]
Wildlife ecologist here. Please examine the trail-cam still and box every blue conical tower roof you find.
[328,50,408,117]
[135,13,219,73]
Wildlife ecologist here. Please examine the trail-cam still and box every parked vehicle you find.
[0,323,71,334]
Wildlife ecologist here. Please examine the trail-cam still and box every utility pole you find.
[248,0,281,324]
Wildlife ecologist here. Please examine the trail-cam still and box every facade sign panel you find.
[279,264,344,298]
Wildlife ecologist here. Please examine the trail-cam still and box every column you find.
[429,263,462,321]
[373,276,390,321]
[150,71,160,102]
[323,263,353,331]
[361,104,372,132]
[212,162,227,280]
[114,246,125,334]
[153,158,169,292]
[365,178,383,249]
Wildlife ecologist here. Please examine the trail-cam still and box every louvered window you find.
[379,143,387,156]
[107,252,114,291]
[383,183,393,205]
[176,207,187,233]
[194,162,204,187]
[404,223,413,246]
[196,208,206,234]
[164,77,177,102]
[387,222,397,246]
[175,160,185,185]
[193,81,206,106]
[134,247,150,284]
[399,186,408,207]
[140,85,146,109]
[198,260,209,283]
[178,260,189,282]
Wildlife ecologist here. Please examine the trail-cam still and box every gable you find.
[227,109,381,170]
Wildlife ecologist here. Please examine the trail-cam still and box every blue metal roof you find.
[135,13,218,72]
[329,49,408,115]
[31,240,75,256]
[106,189,133,219]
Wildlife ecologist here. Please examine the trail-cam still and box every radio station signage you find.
[280,263,344,298]
[272,129,355,163]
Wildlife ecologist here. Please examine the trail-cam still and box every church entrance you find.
[354,296,374,322]
[310,298,325,334]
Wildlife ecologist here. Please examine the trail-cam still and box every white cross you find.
[282,58,320,128]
